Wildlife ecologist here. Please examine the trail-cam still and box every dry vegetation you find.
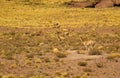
[0,0,120,78]
[0,0,120,27]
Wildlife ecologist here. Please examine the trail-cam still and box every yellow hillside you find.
[0,0,120,28]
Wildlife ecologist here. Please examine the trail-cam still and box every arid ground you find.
[0,26,120,78]
[0,0,120,78]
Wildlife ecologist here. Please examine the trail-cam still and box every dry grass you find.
[0,0,120,28]
[107,53,120,59]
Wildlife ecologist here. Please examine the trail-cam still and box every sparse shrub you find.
[54,58,60,62]
[4,53,14,60]
[9,32,15,36]
[77,50,85,54]
[88,49,102,55]
[37,52,43,56]
[55,52,67,58]
[26,53,34,58]
[25,59,32,65]
[62,72,69,77]
[74,76,80,78]
[34,58,41,63]
[80,72,90,78]
[10,63,17,68]
[96,62,103,68]
[83,68,92,72]
[44,58,50,62]
[78,62,87,66]
[53,48,59,53]
[55,71,61,76]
